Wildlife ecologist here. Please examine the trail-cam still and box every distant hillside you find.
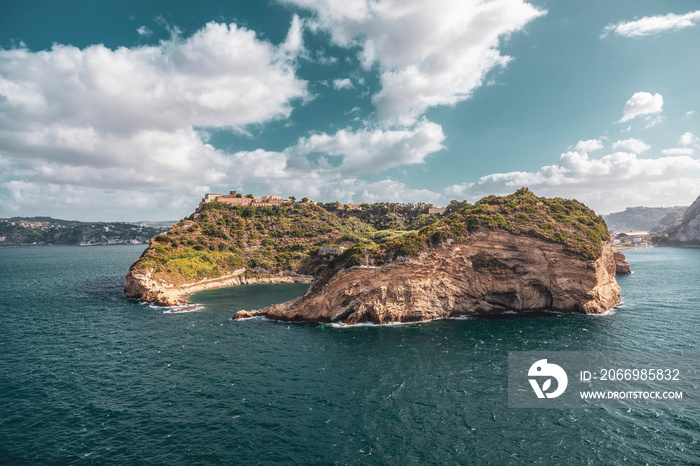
[604,206,687,233]
[661,195,700,246]
[0,217,173,246]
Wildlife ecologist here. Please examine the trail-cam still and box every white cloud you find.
[612,138,650,154]
[644,115,665,128]
[286,0,546,125]
[573,139,604,153]
[679,131,698,146]
[619,92,663,123]
[602,10,700,38]
[0,10,454,220]
[137,26,152,37]
[0,22,307,134]
[332,78,354,90]
[281,14,305,55]
[329,178,444,205]
[445,147,700,213]
[0,181,201,221]
[0,116,447,218]
[290,120,445,174]
[662,147,695,156]
[0,20,308,215]
[202,128,446,205]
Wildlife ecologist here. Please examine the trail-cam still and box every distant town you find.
[609,231,654,249]
[0,218,172,246]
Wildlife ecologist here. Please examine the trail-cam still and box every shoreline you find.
[613,244,700,251]
[125,269,313,307]
[612,244,656,251]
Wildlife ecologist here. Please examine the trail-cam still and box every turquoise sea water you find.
[1,245,699,464]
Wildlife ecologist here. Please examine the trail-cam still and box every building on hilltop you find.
[337,204,362,211]
[318,246,346,256]
[428,206,447,215]
[198,191,289,210]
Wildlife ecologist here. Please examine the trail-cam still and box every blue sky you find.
[1,0,699,220]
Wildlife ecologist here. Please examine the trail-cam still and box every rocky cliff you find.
[234,230,621,324]
[663,195,700,246]
[613,251,631,275]
[125,268,312,306]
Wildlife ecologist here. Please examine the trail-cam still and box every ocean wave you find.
[329,319,437,328]
[160,304,202,314]
[232,315,264,321]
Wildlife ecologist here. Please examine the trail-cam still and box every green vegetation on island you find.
[131,202,378,284]
[318,201,444,230]
[129,188,611,286]
[331,188,609,272]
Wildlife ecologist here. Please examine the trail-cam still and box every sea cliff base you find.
[234,231,623,325]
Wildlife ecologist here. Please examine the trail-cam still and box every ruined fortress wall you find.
[199,191,287,209]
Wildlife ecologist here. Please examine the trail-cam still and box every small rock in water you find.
[233,309,257,320]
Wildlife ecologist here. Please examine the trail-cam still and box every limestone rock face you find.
[125,269,312,306]
[613,252,631,275]
[234,231,622,324]
[124,270,189,306]
[664,195,700,245]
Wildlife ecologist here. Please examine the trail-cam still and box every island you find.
[125,188,630,323]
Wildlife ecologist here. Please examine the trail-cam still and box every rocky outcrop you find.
[234,231,622,325]
[125,268,312,306]
[613,252,631,275]
[663,195,700,246]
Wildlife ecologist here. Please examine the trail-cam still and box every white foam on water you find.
[162,304,202,314]
[329,319,437,328]
[231,315,263,321]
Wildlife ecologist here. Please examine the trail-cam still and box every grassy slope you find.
[130,189,610,285]
[331,188,610,273]
[130,202,389,284]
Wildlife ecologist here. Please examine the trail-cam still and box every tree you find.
[289,196,296,203]
[301,197,309,203]
[445,199,471,215]
[235,193,242,198]
[245,194,254,199]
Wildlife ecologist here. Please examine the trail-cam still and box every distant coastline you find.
[0,217,173,247]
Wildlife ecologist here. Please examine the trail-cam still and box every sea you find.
[1,245,699,464]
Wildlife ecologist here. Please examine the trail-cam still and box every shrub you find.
[429,230,449,246]
[393,234,425,257]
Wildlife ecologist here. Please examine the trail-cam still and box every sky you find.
[1,0,699,221]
